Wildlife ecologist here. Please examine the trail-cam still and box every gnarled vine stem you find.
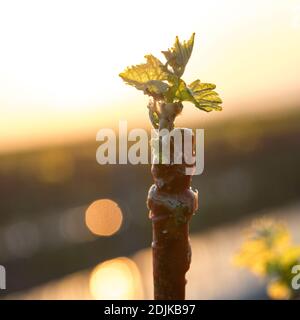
[147,100,198,300]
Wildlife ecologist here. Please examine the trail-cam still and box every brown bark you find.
[147,101,198,300]
[147,165,197,299]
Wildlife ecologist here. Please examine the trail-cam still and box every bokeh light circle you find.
[89,257,143,300]
[85,199,123,236]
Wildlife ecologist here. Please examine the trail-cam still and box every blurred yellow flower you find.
[234,219,300,300]
[267,281,291,300]
[234,239,275,276]
[279,246,300,268]
[251,219,290,249]
[234,219,290,276]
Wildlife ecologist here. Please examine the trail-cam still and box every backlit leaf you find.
[172,79,222,112]
[189,79,216,93]
[174,79,194,102]
[119,34,223,113]
[162,33,195,77]
[119,55,169,97]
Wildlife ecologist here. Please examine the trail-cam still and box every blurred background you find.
[0,0,300,299]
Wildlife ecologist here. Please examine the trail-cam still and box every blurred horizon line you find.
[1,103,299,156]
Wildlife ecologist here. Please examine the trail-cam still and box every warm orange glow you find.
[85,199,123,236]
[1,1,300,152]
[89,257,144,300]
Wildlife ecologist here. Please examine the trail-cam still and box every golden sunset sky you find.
[1,0,300,152]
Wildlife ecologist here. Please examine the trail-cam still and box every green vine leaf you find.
[174,79,222,112]
[162,33,195,77]
[144,80,169,96]
[119,55,169,98]
[189,79,216,93]
[174,79,194,101]
[190,80,222,111]
[119,34,223,113]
